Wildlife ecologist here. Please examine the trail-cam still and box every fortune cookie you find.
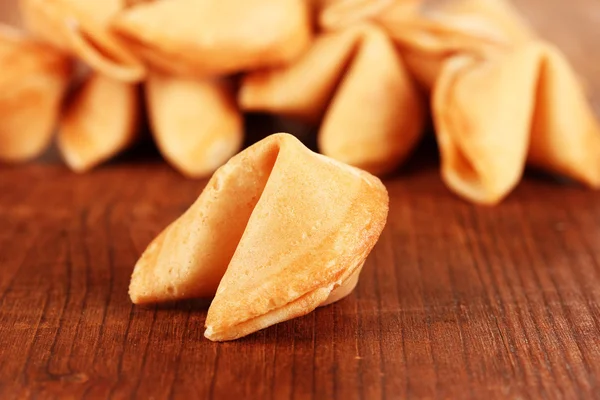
[241,24,425,176]
[146,73,243,178]
[0,25,71,163]
[434,41,600,205]
[57,72,140,172]
[113,0,312,77]
[20,0,146,82]
[129,133,388,341]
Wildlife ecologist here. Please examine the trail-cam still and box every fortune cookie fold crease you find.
[0,26,71,163]
[241,24,425,176]
[113,0,312,77]
[129,133,388,341]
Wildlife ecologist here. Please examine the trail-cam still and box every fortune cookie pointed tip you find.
[203,326,215,341]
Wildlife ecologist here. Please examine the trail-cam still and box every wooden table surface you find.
[1,0,600,399]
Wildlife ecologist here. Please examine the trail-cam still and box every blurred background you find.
[0,0,598,177]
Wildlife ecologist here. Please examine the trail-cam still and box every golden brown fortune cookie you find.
[145,73,243,178]
[113,0,312,77]
[128,133,388,341]
[433,41,600,205]
[20,0,146,82]
[241,24,425,176]
[57,72,140,172]
[384,0,533,89]
[0,25,71,163]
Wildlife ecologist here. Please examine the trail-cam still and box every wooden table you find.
[1,0,600,398]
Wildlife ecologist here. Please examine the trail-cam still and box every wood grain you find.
[0,0,600,398]
[2,160,600,399]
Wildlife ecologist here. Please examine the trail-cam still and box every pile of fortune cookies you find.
[1,0,600,340]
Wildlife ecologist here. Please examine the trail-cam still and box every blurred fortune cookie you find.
[146,73,243,178]
[385,0,600,204]
[129,133,389,341]
[240,24,426,176]
[19,0,146,172]
[0,25,71,163]
[57,72,140,172]
[434,42,600,205]
[113,0,313,77]
[2,0,600,208]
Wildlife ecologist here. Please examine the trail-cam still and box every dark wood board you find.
[1,0,600,398]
